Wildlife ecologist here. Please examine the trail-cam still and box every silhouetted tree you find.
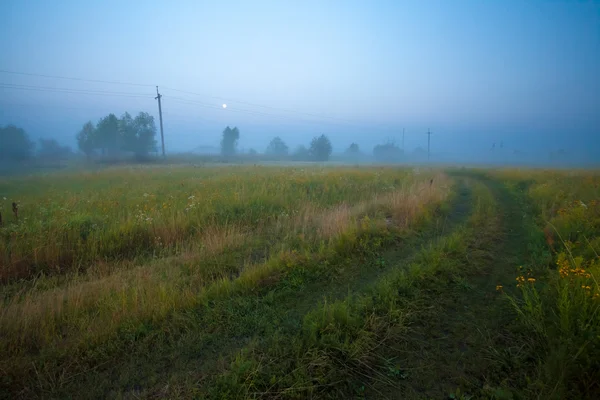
[309,134,332,161]
[346,143,360,154]
[0,124,34,162]
[96,113,119,156]
[118,112,137,154]
[221,126,240,157]
[132,112,157,158]
[77,121,96,159]
[373,141,403,162]
[266,136,289,156]
[292,145,310,161]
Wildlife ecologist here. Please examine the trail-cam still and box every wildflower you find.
[496,285,503,291]
[188,195,195,200]
[143,193,149,197]
[581,285,591,290]
[2,197,6,200]
[527,277,536,283]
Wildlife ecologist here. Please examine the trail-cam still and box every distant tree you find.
[77,121,96,159]
[309,134,333,161]
[346,143,360,154]
[133,112,158,158]
[266,136,289,156]
[373,141,403,162]
[292,145,310,161]
[95,113,120,156]
[248,148,258,155]
[220,126,240,157]
[118,112,137,154]
[37,138,72,161]
[0,124,34,162]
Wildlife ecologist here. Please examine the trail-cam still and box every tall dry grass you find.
[0,167,449,372]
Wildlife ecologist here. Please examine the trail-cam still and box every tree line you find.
[2,117,416,167]
[220,126,411,162]
[0,125,72,163]
[76,112,157,160]
[220,126,334,161]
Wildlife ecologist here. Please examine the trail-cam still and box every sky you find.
[0,0,599,161]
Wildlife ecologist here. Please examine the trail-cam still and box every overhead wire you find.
[0,68,399,134]
[0,83,152,98]
[160,86,357,124]
[0,69,370,127]
[0,69,154,87]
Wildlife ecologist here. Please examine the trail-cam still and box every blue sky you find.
[0,0,599,159]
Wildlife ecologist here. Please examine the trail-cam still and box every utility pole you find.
[426,128,433,161]
[155,86,165,158]
[402,128,405,150]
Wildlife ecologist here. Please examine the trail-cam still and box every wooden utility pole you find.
[402,128,405,150]
[426,129,432,161]
[155,86,165,158]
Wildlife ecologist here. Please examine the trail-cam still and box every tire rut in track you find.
[373,173,530,399]
[46,177,477,398]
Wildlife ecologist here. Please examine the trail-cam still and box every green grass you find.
[488,169,600,399]
[0,165,598,399]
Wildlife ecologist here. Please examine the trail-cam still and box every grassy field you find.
[0,165,598,399]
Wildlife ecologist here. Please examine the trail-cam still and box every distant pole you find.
[402,128,405,150]
[426,128,432,161]
[155,86,165,158]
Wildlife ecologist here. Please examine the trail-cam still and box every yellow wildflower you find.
[496,285,503,291]
[527,278,536,283]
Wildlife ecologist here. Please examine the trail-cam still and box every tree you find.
[346,143,360,154]
[266,136,289,156]
[77,121,96,159]
[221,126,240,157]
[292,145,310,161]
[0,124,34,162]
[118,112,137,153]
[96,113,119,156]
[133,112,157,158]
[373,141,404,162]
[37,138,72,161]
[309,134,332,161]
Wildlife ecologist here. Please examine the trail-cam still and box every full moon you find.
[222,104,227,109]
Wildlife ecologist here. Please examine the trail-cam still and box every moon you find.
[222,104,227,109]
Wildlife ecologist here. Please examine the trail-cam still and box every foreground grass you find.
[2,166,598,399]
[198,179,497,399]
[0,166,425,281]
[0,165,450,398]
[488,169,600,399]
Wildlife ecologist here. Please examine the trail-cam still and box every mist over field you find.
[1,0,598,169]
[2,2,600,399]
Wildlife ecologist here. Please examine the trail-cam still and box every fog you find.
[1,1,599,169]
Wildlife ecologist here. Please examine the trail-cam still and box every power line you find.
[0,69,154,87]
[0,83,152,98]
[0,83,152,96]
[165,94,374,128]
[0,68,401,133]
[161,86,358,124]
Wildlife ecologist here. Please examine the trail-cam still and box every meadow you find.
[0,164,598,399]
